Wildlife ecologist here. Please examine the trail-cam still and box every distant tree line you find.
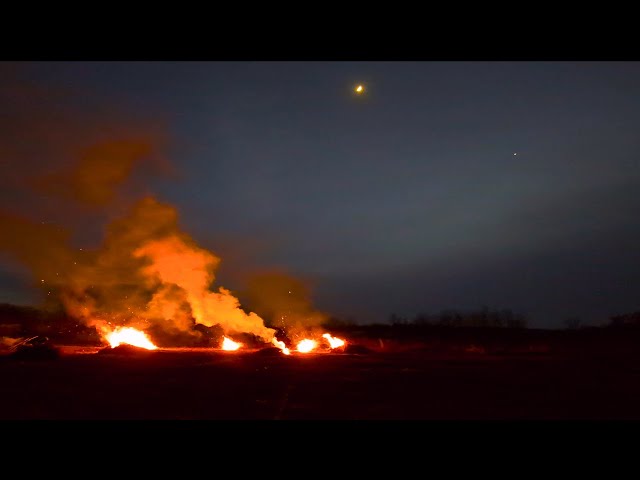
[3,301,640,336]
[386,307,528,329]
[560,312,640,330]
[609,311,640,328]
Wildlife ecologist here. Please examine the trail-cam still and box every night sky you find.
[2,61,640,328]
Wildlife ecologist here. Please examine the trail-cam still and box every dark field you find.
[2,328,640,419]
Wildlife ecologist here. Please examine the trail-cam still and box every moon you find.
[354,84,365,95]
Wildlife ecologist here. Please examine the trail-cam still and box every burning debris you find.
[296,339,317,353]
[253,331,349,356]
[221,336,242,351]
[269,332,347,355]
[272,337,291,355]
[103,326,158,350]
[90,317,347,357]
[291,331,349,354]
[322,333,345,349]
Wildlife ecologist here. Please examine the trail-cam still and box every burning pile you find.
[0,77,347,354]
[270,332,347,355]
[103,326,158,350]
[221,336,242,351]
[95,326,346,356]
[1,182,351,354]
[272,337,291,355]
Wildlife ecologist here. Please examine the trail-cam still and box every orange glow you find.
[272,337,290,355]
[221,336,242,351]
[322,333,345,349]
[105,327,158,350]
[296,339,317,353]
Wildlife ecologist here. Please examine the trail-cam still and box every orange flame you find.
[322,333,346,349]
[296,339,317,353]
[221,336,242,351]
[272,337,290,355]
[105,327,158,350]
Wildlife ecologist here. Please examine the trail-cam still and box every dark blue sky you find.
[2,61,640,328]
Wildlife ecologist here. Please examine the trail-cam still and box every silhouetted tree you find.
[412,312,432,325]
[564,317,582,330]
[609,312,640,328]
[389,313,409,326]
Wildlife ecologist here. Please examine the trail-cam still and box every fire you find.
[105,327,158,350]
[272,337,290,355]
[221,336,242,351]
[296,339,317,353]
[322,333,345,349]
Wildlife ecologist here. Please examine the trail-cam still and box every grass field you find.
[2,335,640,419]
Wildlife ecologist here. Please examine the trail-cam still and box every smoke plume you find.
[36,140,157,207]
[242,271,327,340]
[57,197,275,343]
[0,66,275,345]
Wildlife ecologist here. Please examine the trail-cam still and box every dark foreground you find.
[2,341,640,419]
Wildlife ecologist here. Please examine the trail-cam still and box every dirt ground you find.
[1,343,640,419]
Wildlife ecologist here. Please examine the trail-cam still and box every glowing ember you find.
[105,327,158,350]
[272,337,290,355]
[296,339,317,353]
[322,333,346,349]
[221,336,242,351]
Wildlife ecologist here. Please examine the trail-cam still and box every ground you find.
[1,333,640,419]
